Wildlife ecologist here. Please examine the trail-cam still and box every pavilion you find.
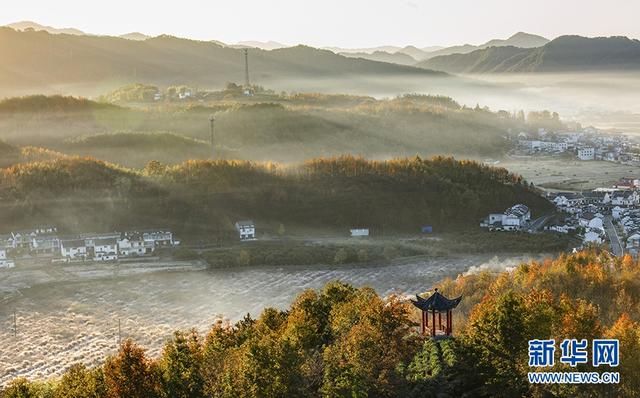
[411,288,462,337]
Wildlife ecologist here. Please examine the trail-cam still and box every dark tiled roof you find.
[94,238,117,246]
[411,289,462,312]
[62,239,85,248]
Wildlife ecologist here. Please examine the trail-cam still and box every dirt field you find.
[0,254,540,386]
[500,158,640,191]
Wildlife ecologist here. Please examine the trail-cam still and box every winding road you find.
[604,216,623,257]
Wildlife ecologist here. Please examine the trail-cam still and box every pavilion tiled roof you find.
[411,289,462,312]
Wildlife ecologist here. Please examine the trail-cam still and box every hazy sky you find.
[2,0,639,48]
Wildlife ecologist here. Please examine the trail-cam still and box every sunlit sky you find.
[2,0,640,48]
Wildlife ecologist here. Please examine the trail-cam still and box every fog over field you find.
[464,72,640,131]
[8,72,638,134]
[0,254,537,386]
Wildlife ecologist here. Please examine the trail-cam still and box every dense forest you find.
[2,249,638,397]
[0,94,563,165]
[0,155,551,237]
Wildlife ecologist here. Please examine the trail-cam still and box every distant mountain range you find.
[0,27,443,94]
[6,21,152,41]
[326,33,548,64]
[413,32,550,61]
[6,21,86,36]
[417,35,640,73]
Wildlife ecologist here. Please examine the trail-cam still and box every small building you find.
[481,204,531,231]
[583,231,603,245]
[60,239,87,260]
[350,228,370,237]
[627,233,640,249]
[577,147,595,161]
[612,206,624,219]
[235,220,256,240]
[30,234,60,255]
[411,288,462,337]
[94,238,118,261]
[0,248,15,268]
[118,233,148,257]
[142,230,174,248]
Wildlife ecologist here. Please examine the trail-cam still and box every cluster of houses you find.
[514,128,640,163]
[0,226,179,264]
[546,182,640,250]
[480,204,532,231]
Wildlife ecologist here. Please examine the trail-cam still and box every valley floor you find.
[501,158,640,191]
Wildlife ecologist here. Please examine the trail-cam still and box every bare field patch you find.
[501,159,640,191]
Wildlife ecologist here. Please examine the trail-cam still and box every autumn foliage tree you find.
[103,340,158,398]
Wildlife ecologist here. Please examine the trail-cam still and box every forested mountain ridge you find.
[418,35,640,73]
[0,28,443,95]
[0,156,551,236]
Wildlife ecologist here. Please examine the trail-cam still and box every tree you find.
[606,314,640,397]
[1,378,36,398]
[55,364,106,398]
[103,340,158,398]
[158,331,204,398]
[457,291,530,397]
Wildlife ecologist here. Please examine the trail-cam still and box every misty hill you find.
[234,40,288,50]
[340,50,417,66]
[0,156,550,236]
[324,45,403,54]
[0,28,442,95]
[419,32,549,61]
[4,21,85,36]
[396,45,434,61]
[0,93,551,166]
[0,140,20,167]
[64,132,223,166]
[119,32,151,41]
[0,94,119,113]
[418,35,640,73]
[482,32,549,49]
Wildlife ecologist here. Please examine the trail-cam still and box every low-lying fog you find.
[261,72,640,132]
[0,254,537,386]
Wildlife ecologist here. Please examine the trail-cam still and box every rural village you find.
[0,227,180,268]
[513,125,640,162]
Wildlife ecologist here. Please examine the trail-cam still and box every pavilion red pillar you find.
[424,310,428,334]
[438,312,442,333]
[431,310,436,337]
